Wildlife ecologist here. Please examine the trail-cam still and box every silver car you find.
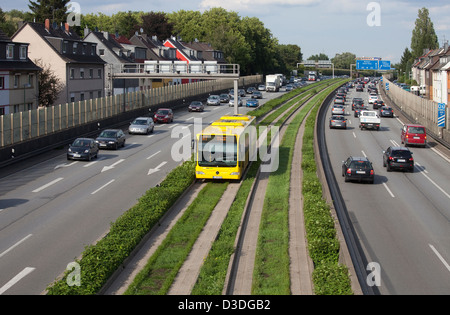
[128,117,154,135]
[207,95,221,106]
[331,105,345,115]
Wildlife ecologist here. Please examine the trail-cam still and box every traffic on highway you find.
[324,79,450,294]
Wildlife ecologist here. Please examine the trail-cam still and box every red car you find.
[153,108,174,123]
[401,124,427,147]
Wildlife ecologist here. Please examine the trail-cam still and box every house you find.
[431,44,450,104]
[84,29,141,96]
[128,33,176,87]
[0,29,41,115]
[12,20,105,105]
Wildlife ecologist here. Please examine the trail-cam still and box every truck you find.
[308,71,317,81]
[359,110,381,130]
[266,74,280,92]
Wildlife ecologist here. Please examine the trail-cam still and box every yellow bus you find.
[195,114,257,180]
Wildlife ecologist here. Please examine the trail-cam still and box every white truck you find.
[359,110,381,130]
[266,75,280,92]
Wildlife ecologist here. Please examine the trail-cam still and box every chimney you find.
[45,19,50,31]
[103,31,109,40]
[65,23,70,33]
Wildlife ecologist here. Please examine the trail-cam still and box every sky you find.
[3,0,450,64]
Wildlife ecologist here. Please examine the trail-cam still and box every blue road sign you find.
[385,82,389,91]
[379,60,391,70]
[356,59,378,70]
[438,103,446,127]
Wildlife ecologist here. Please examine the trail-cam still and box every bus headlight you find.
[196,171,205,175]
[230,172,240,176]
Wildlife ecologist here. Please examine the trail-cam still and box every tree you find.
[331,52,356,69]
[410,7,439,59]
[308,53,329,61]
[399,47,413,74]
[34,59,64,107]
[139,12,174,41]
[28,0,69,24]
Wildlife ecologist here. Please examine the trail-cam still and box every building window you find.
[99,49,105,56]
[70,93,75,102]
[80,68,84,79]
[82,43,86,55]
[28,74,34,86]
[63,41,68,53]
[70,68,75,79]
[20,46,27,59]
[80,93,84,101]
[0,77,4,89]
[73,42,78,54]
[0,107,4,115]
[91,45,96,55]
[98,69,102,78]
[6,45,14,59]
[14,74,20,88]
[89,91,93,99]
[98,90,102,98]
[89,69,93,78]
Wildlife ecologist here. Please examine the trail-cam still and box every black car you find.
[383,146,414,172]
[251,91,263,99]
[354,104,366,117]
[95,129,126,149]
[188,101,205,112]
[352,98,364,110]
[67,138,98,161]
[342,156,375,184]
[356,85,364,92]
[379,106,394,117]
[372,99,385,109]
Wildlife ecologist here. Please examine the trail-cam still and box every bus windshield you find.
[198,135,237,167]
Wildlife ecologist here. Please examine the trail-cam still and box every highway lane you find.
[0,87,289,294]
[325,84,450,294]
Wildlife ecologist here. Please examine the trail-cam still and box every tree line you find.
[0,2,303,76]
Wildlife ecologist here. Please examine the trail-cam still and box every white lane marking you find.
[147,134,154,138]
[382,183,395,198]
[0,234,32,259]
[0,267,35,295]
[101,159,125,173]
[148,161,167,175]
[186,117,194,121]
[32,177,64,193]
[390,139,400,147]
[83,157,106,168]
[352,132,356,138]
[54,161,78,170]
[91,179,115,195]
[418,169,450,200]
[415,162,428,174]
[429,244,450,273]
[147,150,161,160]
[167,123,179,129]
[430,147,450,164]
[361,150,367,157]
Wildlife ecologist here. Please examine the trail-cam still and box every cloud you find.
[199,0,320,12]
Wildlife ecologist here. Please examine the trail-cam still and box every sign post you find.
[438,103,446,128]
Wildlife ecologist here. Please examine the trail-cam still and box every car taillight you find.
[370,170,374,175]
[389,156,394,160]
[409,157,414,161]
[347,168,351,174]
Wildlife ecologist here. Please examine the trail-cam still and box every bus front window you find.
[198,135,237,167]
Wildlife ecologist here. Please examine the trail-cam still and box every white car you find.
[207,95,220,106]
[331,105,345,115]
[368,95,379,104]
[228,96,242,107]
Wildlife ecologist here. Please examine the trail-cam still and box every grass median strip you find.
[124,181,228,295]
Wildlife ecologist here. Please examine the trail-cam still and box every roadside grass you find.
[124,181,229,295]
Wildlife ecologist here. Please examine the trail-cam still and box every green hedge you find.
[46,159,196,295]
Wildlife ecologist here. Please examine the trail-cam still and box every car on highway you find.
[368,95,379,104]
[352,98,364,110]
[246,86,256,94]
[188,101,205,112]
[383,146,414,172]
[356,84,364,92]
[342,156,375,184]
[67,138,99,161]
[334,96,345,105]
[251,91,263,99]
[128,117,154,134]
[238,89,246,97]
[95,129,126,149]
[258,84,265,91]
[153,108,173,123]
[246,98,259,108]
[285,84,294,91]
[228,96,242,107]
[329,115,347,129]
[372,99,385,109]
[331,104,345,115]
[207,95,221,106]
[219,94,230,103]
[379,106,394,117]
[354,103,367,117]
[401,124,427,147]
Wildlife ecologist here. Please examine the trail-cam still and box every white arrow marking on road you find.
[148,161,167,175]
[54,161,78,169]
[101,159,125,173]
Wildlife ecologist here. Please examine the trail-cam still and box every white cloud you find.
[199,0,320,12]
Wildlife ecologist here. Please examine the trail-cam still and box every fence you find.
[383,76,450,143]
[0,75,262,148]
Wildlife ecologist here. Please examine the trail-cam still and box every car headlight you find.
[84,149,89,153]
[108,141,115,144]
[68,148,72,152]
